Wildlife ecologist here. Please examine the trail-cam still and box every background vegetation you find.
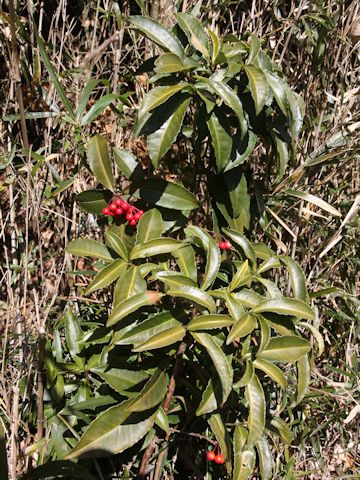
[0,0,359,478]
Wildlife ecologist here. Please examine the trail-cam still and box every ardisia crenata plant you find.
[38,12,322,480]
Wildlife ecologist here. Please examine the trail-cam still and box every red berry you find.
[214,454,225,464]
[102,207,110,216]
[225,241,232,250]
[138,210,144,216]
[219,241,226,249]
[115,198,123,207]
[207,451,216,461]
[109,203,117,212]
[134,212,141,220]
[115,208,123,216]
[126,213,133,221]
[122,202,129,211]
[130,219,137,226]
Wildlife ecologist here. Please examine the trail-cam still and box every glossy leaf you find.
[139,83,189,117]
[130,238,186,260]
[76,189,113,214]
[155,407,170,433]
[299,321,324,356]
[245,374,265,447]
[64,309,83,356]
[253,358,287,389]
[244,65,269,115]
[87,135,114,191]
[66,400,155,458]
[185,225,220,290]
[287,89,303,139]
[229,260,252,291]
[223,228,256,266]
[233,360,254,388]
[113,148,144,181]
[106,229,128,261]
[85,259,127,295]
[271,417,293,444]
[133,325,186,352]
[227,312,257,344]
[155,271,197,289]
[127,370,167,412]
[294,354,311,406]
[154,53,188,73]
[148,96,190,168]
[115,311,180,346]
[96,369,149,394]
[273,135,289,181]
[233,449,256,480]
[225,292,246,321]
[196,378,222,415]
[256,436,273,480]
[234,290,263,308]
[265,72,288,116]
[191,332,233,404]
[136,209,164,244]
[128,16,185,58]
[113,265,146,305]
[66,239,114,262]
[207,109,232,172]
[257,256,281,274]
[81,93,121,126]
[208,29,221,63]
[107,291,164,327]
[187,314,233,331]
[279,256,308,302]
[173,245,198,283]
[252,298,315,320]
[175,13,210,58]
[167,286,216,313]
[258,336,311,363]
[208,414,232,475]
[136,178,199,210]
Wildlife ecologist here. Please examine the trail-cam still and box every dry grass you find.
[0,0,359,478]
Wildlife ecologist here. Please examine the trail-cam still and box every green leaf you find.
[66,401,156,458]
[208,414,232,475]
[173,246,198,283]
[279,256,308,302]
[228,174,251,232]
[285,189,342,217]
[81,93,121,126]
[258,336,311,363]
[188,314,233,331]
[233,425,247,456]
[175,12,210,58]
[76,79,101,119]
[273,135,289,181]
[257,316,271,354]
[233,360,254,388]
[106,229,129,261]
[87,135,114,191]
[76,189,113,214]
[139,83,189,117]
[257,256,281,274]
[253,358,287,389]
[115,311,181,346]
[107,291,164,327]
[233,448,256,480]
[265,72,288,116]
[130,238,186,260]
[96,369,149,394]
[247,34,261,63]
[207,109,232,172]
[244,65,269,115]
[34,24,76,120]
[245,374,265,447]
[155,272,197,289]
[222,228,256,266]
[225,292,246,321]
[196,378,223,415]
[167,286,216,313]
[85,259,127,295]
[113,148,144,181]
[199,77,247,136]
[136,209,164,245]
[234,290,263,308]
[127,370,167,412]
[227,313,257,344]
[208,29,221,64]
[191,332,233,404]
[64,309,83,356]
[154,53,188,73]
[147,95,190,168]
[133,325,186,352]
[135,178,199,210]
[66,239,114,262]
[270,417,293,444]
[128,16,185,58]
[20,460,97,480]
[229,260,252,291]
[287,89,303,139]
[293,354,311,406]
[113,265,146,306]
[298,321,324,356]
[223,130,258,172]
[155,407,170,434]
[252,298,315,320]
[256,436,273,480]
[185,226,220,290]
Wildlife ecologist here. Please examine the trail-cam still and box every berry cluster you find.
[219,240,232,250]
[206,448,225,464]
[102,198,144,227]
